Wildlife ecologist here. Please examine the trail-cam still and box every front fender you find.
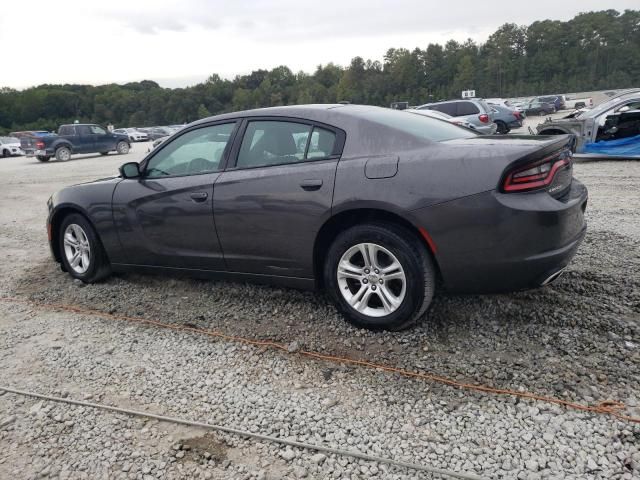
[49,177,124,263]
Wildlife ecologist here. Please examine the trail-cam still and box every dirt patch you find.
[174,433,228,464]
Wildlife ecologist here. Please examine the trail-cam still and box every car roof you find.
[189,104,390,130]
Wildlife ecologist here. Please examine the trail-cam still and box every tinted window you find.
[307,127,336,159]
[430,102,457,116]
[457,101,479,116]
[59,125,75,135]
[145,123,235,178]
[353,107,478,142]
[76,126,90,135]
[237,121,312,168]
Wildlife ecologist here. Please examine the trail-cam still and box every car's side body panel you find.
[47,105,588,295]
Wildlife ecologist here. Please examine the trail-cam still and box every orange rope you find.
[2,295,638,424]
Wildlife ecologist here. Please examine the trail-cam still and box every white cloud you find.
[1,0,637,88]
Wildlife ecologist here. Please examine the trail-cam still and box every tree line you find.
[1,9,638,134]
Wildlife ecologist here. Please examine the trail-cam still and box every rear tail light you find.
[35,140,45,149]
[478,114,489,123]
[502,150,572,192]
[513,111,521,119]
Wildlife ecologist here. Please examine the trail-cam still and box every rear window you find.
[354,108,478,142]
[457,101,480,116]
[58,125,75,135]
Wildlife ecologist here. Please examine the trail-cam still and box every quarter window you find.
[307,128,336,159]
[145,123,236,178]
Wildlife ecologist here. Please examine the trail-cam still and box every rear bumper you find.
[412,179,588,293]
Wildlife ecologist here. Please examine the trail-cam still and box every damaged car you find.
[536,89,640,158]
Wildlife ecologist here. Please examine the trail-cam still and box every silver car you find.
[415,99,497,134]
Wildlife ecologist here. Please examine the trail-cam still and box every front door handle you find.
[190,192,208,202]
[300,179,323,191]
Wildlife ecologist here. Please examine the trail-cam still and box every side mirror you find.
[119,162,140,179]
[618,105,630,113]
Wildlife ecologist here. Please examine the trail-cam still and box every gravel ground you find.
[0,146,639,479]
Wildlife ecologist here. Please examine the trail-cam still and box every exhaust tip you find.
[540,268,566,286]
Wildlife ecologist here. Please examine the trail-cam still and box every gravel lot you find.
[0,141,639,480]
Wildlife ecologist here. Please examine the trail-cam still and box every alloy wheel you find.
[63,224,91,274]
[337,242,406,317]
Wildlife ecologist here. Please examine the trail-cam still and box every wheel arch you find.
[50,205,105,265]
[313,207,441,289]
[538,128,571,136]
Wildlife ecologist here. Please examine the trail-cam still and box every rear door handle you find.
[300,179,323,191]
[190,192,208,202]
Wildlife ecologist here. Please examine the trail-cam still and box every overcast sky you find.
[1,0,637,89]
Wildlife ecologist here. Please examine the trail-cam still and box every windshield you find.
[355,107,478,142]
[576,95,639,118]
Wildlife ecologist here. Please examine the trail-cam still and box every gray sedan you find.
[46,104,587,330]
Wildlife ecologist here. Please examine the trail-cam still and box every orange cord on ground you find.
[1,296,638,424]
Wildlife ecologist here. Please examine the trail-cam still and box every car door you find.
[72,125,93,153]
[112,121,238,270]
[90,125,114,152]
[214,118,344,278]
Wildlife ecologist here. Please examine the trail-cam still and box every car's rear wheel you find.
[36,155,50,162]
[495,121,508,134]
[55,146,71,161]
[324,223,435,331]
[2,149,9,158]
[59,213,111,283]
[116,141,130,154]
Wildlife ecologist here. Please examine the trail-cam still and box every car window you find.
[353,107,478,142]
[307,128,336,159]
[430,102,457,116]
[59,126,75,135]
[90,126,107,135]
[145,122,236,178]
[76,126,90,135]
[236,121,312,168]
[457,101,479,116]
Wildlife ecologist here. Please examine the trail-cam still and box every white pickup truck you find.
[564,95,593,110]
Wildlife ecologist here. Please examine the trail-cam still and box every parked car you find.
[564,96,594,110]
[416,99,497,134]
[405,108,477,130]
[148,136,168,152]
[536,89,640,155]
[535,95,566,111]
[143,127,174,140]
[0,137,23,157]
[486,98,524,112]
[46,104,587,331]
[22,124,130,162]
[490,105,524,134]
[113,128,149,142]
[525,101,556,116]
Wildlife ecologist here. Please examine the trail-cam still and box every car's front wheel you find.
[36,155,50,162]
[59,213,111,283]
[324,223,436,331]
[116,141,130,154]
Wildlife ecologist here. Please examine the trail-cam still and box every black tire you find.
[58,213,111,283]
[324,223,436,331]
[55,146,71,161]
[116,141,130,154]
[495,121,508,134]
[2,149,9,158]
[36,156,51,162]
[575,102,586,109]
[100,152,109,156]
